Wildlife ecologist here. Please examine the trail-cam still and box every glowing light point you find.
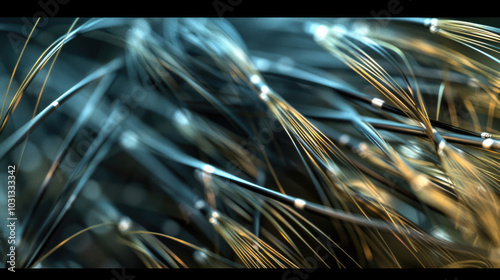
[412,174,430,191]
[424,18,438,27]
[120,131,139,150]
[250,74,261,84]
[429,25,440,33]
[339,134,350,145]
[312,24,329,41]
[358,142,368,157]
[118,217,132,233]
[195,200,206,210]
[430,18,438,27]
[331,25,346,38]
[193,251,208,264]
[259,91,269,102]
[174,110,190,126]
[51,101,60,108]
[438,141,446,156]
[211,211,220,219]
[294,198,307,210]
[202,164,215,174]
[353,21,370,36]
[483,138,494,149]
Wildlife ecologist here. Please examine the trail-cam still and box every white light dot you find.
[261,85,270,94]
[339,134,350,145]
[120,131,139,150]
[294,199,307,210]
[438,141,446,156]
[277,57,295,73]
[234,47,247,61]
[259,91,269,102]
[174,110,190,126]
[82,180,102,200]
[193,250,209,264]
[371,98,384,108]
[51,101,60,108]
[312,24,329,41]
[85,209,113,235]
[483,138,494,149]
[202,164,215,174]
[162,220,180,236]
[11,141,42,172]
[250,74,261,84]
[428,18,440,33]
[481,132,492,139]
[331,25,346,38]
[118,217,132,233]
[253,58,271,72]
[211,211,220,219]
[412,174,429,191]
[424,18,438,27]
[209,217,218,225]
[431,226,452,242]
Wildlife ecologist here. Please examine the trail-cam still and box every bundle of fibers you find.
[1,17,500,269]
